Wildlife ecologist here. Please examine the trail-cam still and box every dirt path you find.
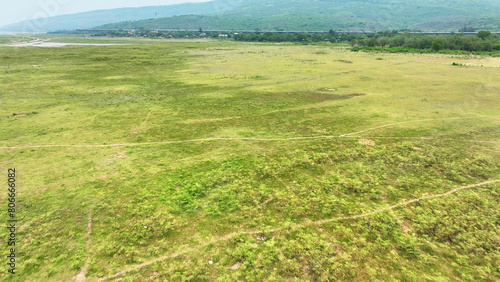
[99,179,499,281]
[339,117,465,137]
[1,135,499,150]
[0,136,338,149]
[3,115,499,150]
[73,212,93,281]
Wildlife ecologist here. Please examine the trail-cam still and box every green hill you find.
[97,0,500,32]
[3,0,500,32]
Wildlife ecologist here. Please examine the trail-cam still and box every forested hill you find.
[97,0,500,32]
[3,0,500,32]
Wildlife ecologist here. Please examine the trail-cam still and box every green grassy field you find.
[0,36,499,281]
[0,35,36,45]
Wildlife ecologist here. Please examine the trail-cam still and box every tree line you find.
[232,30,346,43]
[351,31,500,52]
[54,29,500,53]
[233,30,500,53]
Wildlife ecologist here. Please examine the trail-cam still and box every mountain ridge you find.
[3,0,500,32]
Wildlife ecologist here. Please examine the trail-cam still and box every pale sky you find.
[0,0,212,27]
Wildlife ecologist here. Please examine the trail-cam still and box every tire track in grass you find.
[0,136,338,149]
[99,179,499,281]
[141,109,154,126]
[73,212,93,281]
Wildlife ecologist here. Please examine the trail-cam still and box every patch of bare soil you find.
[358,139,376,146]
[229,262,242,270]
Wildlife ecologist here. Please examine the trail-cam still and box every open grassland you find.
[0,35,35,45]
[0,37,499,281]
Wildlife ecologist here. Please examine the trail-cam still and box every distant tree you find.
[460,36,476,51]
[199,27,203,33]
[312,34,323,42]
[459,26,476,32]
[431,37,445,51]
[481,40,494,51]
[477,30,491,40]
[418,36,433,49]
[389,35,406,47]
[383,30,392,37]
[377,37,389,47]
[366,37,377,47]
[295,33,309,41]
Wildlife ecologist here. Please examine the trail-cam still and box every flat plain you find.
[0,36,499,281]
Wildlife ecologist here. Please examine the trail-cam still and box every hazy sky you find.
[0,0,212,27]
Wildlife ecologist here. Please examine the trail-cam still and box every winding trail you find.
[98,179,499,281]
